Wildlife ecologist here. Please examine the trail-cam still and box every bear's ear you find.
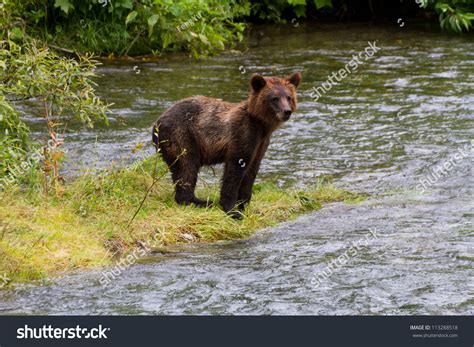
[286,72,301,88]
[251,74,266,92]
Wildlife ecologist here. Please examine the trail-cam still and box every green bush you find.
[0,22,109,191]
[4,0,250,57]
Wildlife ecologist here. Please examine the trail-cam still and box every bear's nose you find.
[283,110,292,120]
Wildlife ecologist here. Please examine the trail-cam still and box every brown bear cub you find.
[152,72,301,218]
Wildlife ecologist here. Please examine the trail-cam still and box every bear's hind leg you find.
[170,159,209,208]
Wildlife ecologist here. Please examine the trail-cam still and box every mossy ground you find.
[0,157,363,287]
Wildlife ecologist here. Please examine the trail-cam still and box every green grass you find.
[0,157,363,287]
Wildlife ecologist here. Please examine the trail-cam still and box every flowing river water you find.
[1,23,473,314]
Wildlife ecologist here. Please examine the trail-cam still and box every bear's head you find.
[248,72,301,128]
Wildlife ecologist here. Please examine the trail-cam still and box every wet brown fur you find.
[152,72,301,217]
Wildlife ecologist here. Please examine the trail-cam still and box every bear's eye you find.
[272,97,279,102]
[287,96,291,102]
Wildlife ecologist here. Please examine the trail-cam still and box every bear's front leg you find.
[236,163,260,212]
[236,141,267,212]
[220,159,247,215]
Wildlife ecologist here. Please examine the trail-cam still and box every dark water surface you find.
[1,23,473,314]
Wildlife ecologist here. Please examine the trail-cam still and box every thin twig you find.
[126,149,183,236]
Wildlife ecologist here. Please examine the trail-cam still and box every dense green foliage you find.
[1,0,472,59]
[3,0,250,57]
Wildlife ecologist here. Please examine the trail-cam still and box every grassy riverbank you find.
[0,157,363,288]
